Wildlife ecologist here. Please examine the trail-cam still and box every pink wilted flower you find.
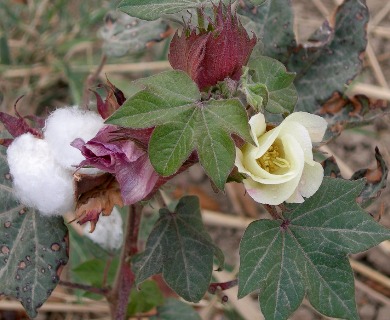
[72,125,159,205]
[168,2,257,90]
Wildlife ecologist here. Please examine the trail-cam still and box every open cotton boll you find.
[83,207,123,251]
[44,106,104,171]
[6,133,75,216]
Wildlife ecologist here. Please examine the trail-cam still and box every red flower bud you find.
[168,2,256,90]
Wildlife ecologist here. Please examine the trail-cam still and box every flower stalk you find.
[108,203,143,320]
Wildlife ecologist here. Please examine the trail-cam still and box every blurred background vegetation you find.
[0,0,171,117]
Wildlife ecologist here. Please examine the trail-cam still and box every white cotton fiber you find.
[6,133,75,216]
[83,207,123,251]
[44,106,104,171]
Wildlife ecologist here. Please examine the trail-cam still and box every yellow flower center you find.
[257,140,290,173]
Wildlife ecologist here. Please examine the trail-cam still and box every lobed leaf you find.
[132,196,224,302]
[238,0,295,63]
[118,0,229,21]
[99,12,169,57]
[107,71,251,189]
[0,148,68,318]
[239,177,390,320]
[288,0,368,113]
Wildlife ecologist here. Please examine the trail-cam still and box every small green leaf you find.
[132,196,224,302]
[245,83,267,111]
[239,177,390,320]
[288,0,368,113]
[151,298,201,320]
[0,149,68,318]
[238,0,295,63]
[246,57,297,114]
[240,67,268,112]
[127,280,164,316]
[107,71,251,189]
[118,0,228,21]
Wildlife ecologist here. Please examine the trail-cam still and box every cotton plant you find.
[0,1,389,320]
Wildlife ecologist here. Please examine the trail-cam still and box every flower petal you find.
[248,113,267,143]
[284,112,327,142]
[115,154,159,205]
[297,161,324,198]
[279,121,314,165]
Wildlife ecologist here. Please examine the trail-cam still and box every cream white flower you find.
[235,112,327,205]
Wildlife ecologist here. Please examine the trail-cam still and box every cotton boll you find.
[6,133,75,216]
[44,106,104,171]
[83,207,123,251]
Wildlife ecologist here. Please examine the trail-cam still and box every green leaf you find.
[288,0,368,113]
[240,67,268,112]
[238,0,295,63]
[151,298,201,320]
[132,196,224,302]
[239,177,390,320]
[127,280,164,316]
[62,62,83,105]
[0,35,11,65]
[0,149,68,318]
[107,71,251,189]
[118,0,227,21]
[249,0,267,5]
[68,225,113,266]
[138,210,160,250]
[100,11,169,57]
[72,258,119,286]
[245,57,297,114]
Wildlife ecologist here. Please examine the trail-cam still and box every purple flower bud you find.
[72,125,159,205]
